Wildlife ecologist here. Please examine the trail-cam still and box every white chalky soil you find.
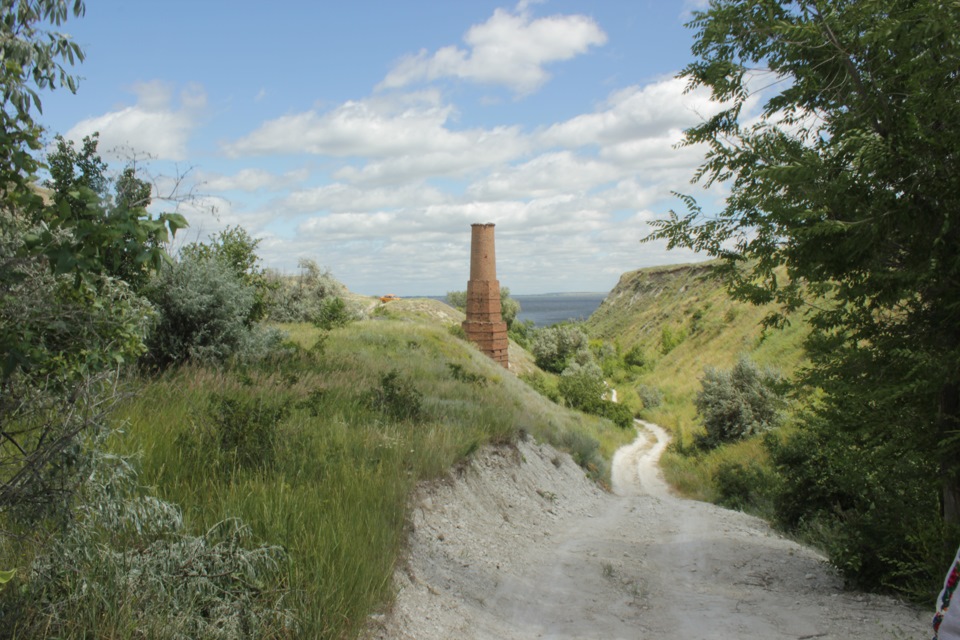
[366,422,929,639]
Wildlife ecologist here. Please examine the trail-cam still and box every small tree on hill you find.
[695,356,784,448]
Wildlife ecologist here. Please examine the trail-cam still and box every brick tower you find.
[462,223,509,368]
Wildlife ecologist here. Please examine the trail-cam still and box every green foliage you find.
[531,324,590,373]
[499,287,520,330]
[314,296,356,331]
[445,289,466,310]
[180,226,271,323]
[3,447,291,638]
[368,369,424,422]
[519,371,561,404]
[623,344,649,369]
[144,256,259,367]
[636,384,663,410]
[645,0,960,547]
[659,324,686,355]
[447,363,487,387]
[36,133,187,288]
[265,259,346,323]
[508,318,535,349]
[200,393,289,471]
[596,400,634,430]
[713,460,770,511]
[767,421,946,598]
[695,356,784,448]
[557,361,605,412]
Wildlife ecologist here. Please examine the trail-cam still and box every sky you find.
[38,0,726,296]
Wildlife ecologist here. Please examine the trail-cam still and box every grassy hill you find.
[103,297,633,639]
[585,261,810,499]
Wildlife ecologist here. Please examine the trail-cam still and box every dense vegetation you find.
[0,3,634,638]
[644,0,960,601]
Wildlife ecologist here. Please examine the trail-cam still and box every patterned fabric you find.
[934,546,960,639]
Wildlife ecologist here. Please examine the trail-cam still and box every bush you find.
[597,400,634,429]
[314,296,356,330]
[714,460,770,511]
[3,448,291,638]
[519,371,561,403]
[557,361,605,412]
[623,344,649,369]
[201,393,290,471]
[694,356,785,448]
[144,256,267,367]
[531,324,590,373]
[368,370,423,422]
[767,422,949,599]
[265,259,346,323]
[637,384,664,410]
[660,324,687,354]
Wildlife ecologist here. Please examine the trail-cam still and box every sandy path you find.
[367,423,930,639]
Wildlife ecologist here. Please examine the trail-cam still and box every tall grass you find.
[109,317,627,638]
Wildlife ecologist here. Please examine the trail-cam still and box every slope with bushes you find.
[586,261,808,446]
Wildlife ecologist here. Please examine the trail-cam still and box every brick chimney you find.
[462,223,509,368]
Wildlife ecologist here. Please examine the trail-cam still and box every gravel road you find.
[366,422,930,639]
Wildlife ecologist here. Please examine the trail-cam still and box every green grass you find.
[108,315,630,638]
[587,262,809,501]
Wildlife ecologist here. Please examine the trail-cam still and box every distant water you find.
[513,293,607,327]
[427,292,607,327]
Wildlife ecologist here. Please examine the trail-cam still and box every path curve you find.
[368,423,929,639]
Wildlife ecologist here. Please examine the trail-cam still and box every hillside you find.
[584,262,809,480]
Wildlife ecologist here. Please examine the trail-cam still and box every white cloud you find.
[226,91,529,185]
[467,151,620,200]
[378,5,607,95]
[198,168,307,193]
[282,182,449,213]
[538,77,720,148]
[66,81,204,161]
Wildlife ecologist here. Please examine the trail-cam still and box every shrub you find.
[660,324,687,354]
[368,370,423,422]
[144,256,257,367]
[519,371,561,403]
[694,356,784,448]
[623,344,649,369]
[767,421,948,599]
[447,363,487,386]
[4,448,291,638]
[314,296,356,330]
[714,460,770,511]
[180,226,272,323]
[557,361,605,412]
[202,393,290,470]
[597,400,634,429]
[637,384,664,410]
[531,324,590,373]
[265,259,346,323]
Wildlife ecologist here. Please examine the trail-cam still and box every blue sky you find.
[39,0,723,295]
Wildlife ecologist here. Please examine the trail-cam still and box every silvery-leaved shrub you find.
[8,446,293,639]
[145,255,276,368]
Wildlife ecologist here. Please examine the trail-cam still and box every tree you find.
[181,226,271,323]
[0,1,187,517]
[695,356,784,448]
[530,324,590,373]
[645,0,960,591]
[44,134,179,290]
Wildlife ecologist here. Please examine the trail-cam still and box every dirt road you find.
[367,422,930,639]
